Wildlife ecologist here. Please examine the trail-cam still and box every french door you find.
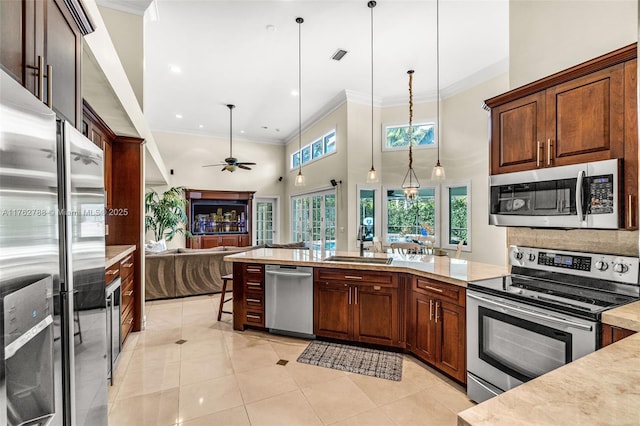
[254,197,278,245]
[291,190,336,250]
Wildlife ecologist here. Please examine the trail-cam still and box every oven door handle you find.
[467,293,593,331]
[4,314,53,359]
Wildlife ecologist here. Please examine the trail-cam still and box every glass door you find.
[292,190,336,250]
[254,198,278,245]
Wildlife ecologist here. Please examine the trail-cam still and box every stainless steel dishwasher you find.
[265,264,315,338]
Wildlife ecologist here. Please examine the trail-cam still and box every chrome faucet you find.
[357,225,365,256]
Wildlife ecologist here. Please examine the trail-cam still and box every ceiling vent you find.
[331,49,348,61]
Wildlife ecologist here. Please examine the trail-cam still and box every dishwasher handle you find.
[265,270,313,278]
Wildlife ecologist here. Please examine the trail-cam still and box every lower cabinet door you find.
[412,292,437,365]
[436,300,466,383]
[354,284,398,346]
[314,281,351,340]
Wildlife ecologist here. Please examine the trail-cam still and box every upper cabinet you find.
[487,44,635,175]
[486,44,638,229]
[0,0,94,128]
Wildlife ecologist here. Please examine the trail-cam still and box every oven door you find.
[466,290,597,402]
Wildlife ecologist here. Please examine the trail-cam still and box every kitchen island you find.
[225,248,508,383]
[224,248,509,286]
[457,301,640,426]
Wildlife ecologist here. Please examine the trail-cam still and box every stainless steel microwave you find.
[489,159,622,229]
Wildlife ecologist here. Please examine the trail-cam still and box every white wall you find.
[282,103,349,247]
[441,74,509,265]
[98,6,144,109]
[509,0,637,88]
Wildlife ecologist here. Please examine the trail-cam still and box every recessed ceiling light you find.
[240,130,245,134]
[291,90,299,96]
[169,65,181,73]
[265,24,276,32]
[175,114,183,119]
[199,124,204,128]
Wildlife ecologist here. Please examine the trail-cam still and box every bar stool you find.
[217,273,233,321]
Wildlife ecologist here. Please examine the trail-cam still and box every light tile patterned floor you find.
[108,295,474,425]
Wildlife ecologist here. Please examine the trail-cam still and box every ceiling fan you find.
[203,104,256,172]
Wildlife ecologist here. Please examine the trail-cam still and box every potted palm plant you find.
[144,186,191,244]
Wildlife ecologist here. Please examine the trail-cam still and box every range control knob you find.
[528,253,536,262]
[594,260,608,271]
[514,251,523,260]
[613,263,629,274]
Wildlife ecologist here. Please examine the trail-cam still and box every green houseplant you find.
[144,186,191,242]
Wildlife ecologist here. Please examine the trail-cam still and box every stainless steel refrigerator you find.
[0,69,108,425]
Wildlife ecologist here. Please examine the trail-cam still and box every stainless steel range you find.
[466,245,640,403]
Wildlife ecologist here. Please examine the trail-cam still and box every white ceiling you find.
[119,0,509,145]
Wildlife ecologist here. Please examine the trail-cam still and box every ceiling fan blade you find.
[237,162,256,166]
[203,163,226,168]
[238,164,252,170]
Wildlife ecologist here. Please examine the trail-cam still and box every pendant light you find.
[431,0,446,181]
[365,0,379,183]
[294,17,306,187]
[401,70,420,202]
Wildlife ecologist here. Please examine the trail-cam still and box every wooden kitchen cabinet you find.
[233,263,266,330]
[120,252,136,343]
[314,268,404,348]
[601,323,637,347]
[409,277,466,383]
[83,100,114,209]
[489,57,627,174]
[0,0,93,128]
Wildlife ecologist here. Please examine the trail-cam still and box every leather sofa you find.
[144,243,305,300]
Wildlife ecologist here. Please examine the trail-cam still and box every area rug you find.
[296,340,403,381]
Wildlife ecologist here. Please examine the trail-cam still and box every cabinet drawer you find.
[245,263,264,278]
[122,307,134,341]
[414,277,464,305]
[244,311,264,327]
[121,275,135,311]
[317,268,395,285]
[244,292,264,312]
[120,254,134,279]
[105,263,120,284]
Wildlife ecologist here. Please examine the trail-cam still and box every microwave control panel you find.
[587,175,614,215]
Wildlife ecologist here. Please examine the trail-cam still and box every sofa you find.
[145,242,305,300]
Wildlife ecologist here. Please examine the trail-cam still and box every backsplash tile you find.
[507,228,639,256]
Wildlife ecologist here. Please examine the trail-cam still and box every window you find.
[359,189,376,242]
[290,129,336,169]
[384,123,436,150]
[442,182,471,251]
[384,187,438,245]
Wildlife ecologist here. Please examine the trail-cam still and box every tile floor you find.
[108,295,475,425]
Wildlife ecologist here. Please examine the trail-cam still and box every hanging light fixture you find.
[431,0,446,181]
[294,17,306,187]
[365,0,379,183]
[401,69,420,202]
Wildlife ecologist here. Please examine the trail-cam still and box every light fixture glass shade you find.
[431,161,445,181]
[294,171,305,187]
[401,166,420,203]
[366,166,378,183]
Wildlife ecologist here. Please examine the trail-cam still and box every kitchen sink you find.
[324,256,393,265]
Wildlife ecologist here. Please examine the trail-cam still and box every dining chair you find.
[390,242,422,255]
[416,235,436,254]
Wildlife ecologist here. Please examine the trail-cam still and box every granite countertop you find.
[458,301,640,426]
[602,300,640,332]
[224,248,509,286]
[105,245,136,268]
[457,332,640,426]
